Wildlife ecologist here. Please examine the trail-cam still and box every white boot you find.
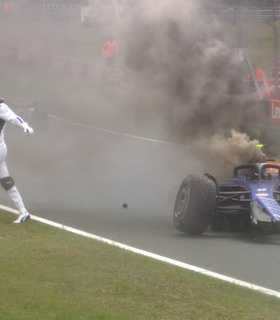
[6,186,30,223]
[13,209,30,224]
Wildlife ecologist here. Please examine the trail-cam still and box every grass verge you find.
[1,210,280,320]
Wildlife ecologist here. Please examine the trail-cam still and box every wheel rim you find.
[175,186,189,218]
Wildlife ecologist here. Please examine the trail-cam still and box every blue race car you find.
[173,162,280,235]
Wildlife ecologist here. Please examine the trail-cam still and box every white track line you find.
[1,204,280,299]
[49,114,186,147]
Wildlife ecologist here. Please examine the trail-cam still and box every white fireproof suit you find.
[0,101,33,215]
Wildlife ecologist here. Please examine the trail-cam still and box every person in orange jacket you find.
[102,37,119,67]
[4,0,15,14]
[248,63,268,90]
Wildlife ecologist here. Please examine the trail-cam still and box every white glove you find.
[22,122,34,136]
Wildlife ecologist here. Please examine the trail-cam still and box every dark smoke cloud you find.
[121,0,262,174]
[193,130,264,179]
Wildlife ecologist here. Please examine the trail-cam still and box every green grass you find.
[1,210,280,320]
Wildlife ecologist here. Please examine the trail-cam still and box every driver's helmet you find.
[247,169,259,180]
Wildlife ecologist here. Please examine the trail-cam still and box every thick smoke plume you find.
[121,0,262,175]
[193,130,264,179]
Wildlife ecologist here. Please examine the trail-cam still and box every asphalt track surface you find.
[3,115,280,293]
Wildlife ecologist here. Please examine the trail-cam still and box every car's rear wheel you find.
[173,175,217,235]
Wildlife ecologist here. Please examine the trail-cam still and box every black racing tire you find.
[173,175,217,235]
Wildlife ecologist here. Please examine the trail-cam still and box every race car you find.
[173,162,280,235]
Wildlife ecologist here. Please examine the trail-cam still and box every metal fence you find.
[222,0,280,7]
[0,4,81,22]
[211,7,280,21]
